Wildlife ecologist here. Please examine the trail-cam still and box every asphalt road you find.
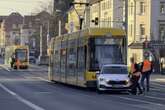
[0,65,165,110]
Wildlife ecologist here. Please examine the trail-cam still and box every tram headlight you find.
[125,79,131,85]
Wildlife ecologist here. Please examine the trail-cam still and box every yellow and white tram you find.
[48,28,127,87]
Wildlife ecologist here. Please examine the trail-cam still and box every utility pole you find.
[134,0,136,42]
[58,20,61,36]
[125,0,128,35]
[125,0,128,64]
[40,25,43,57]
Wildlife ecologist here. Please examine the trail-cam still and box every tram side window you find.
[78,47,86,73]
[67,48,76,75]
[60,49,66,74]
[54,50,60,73]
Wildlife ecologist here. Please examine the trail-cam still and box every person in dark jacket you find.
[130,63,143,95]
[140,59,153,92]
[10,55,15,68]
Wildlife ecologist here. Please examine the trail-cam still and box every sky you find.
[0,0,53,15]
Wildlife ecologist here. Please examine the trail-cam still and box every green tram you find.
[49,28,127,87]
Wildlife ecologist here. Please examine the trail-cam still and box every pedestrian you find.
[130,57,136,74]
[10,55,15,68]
[140,58,153,92]
[16,59,20,69]
[130,63,143,95]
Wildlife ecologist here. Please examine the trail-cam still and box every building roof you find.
[24,16,35,24]
[0,16,7,20]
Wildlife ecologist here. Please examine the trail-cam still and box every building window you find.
[108,0,111,9]
[29,31,32,35]
[107,0,109,9]
[29,22,32,27]
[102,2,106,10]
[159,24,165,40]
[131,24,133,36]
[12,24,16,29]
[105,1,108,9]
[132,53,137,62]
[140,2,145,15]
[140,24,145,36]
[160,2,165,14]
[130,2,133,16]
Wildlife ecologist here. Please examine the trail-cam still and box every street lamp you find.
[55,9,62,36]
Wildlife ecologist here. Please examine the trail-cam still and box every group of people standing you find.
[130,57,153,95]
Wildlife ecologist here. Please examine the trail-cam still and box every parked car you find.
[96,64,131,92]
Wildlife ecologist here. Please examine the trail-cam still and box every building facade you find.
[0,11,53,60]
[0,19,5,48]
[90,0,124,29]
[3,13,23,46]
[128,0,165,73]
[54,0,73,35]
[0,18,6,56]
[66,0,87,33]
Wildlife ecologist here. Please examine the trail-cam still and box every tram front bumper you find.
[86,80,97,88]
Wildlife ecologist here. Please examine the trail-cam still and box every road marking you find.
[45,86,149,110]
[117,96,165,107]
[153,78,165,83]
[151,82,165,88]
[11,69,48,72]
[145,95,165,101]
[0,83,45,110]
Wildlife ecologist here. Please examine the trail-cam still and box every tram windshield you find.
[15,49,27,61]
[89,37,125,71]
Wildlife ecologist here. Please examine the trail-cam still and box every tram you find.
[48,28,127,87]
[5,45,29,69]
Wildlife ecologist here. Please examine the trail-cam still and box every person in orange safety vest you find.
[130,57,143,95]
[140,58,153,92]
[130,58,136,74]
[16,59,21,69]
[130,63,143,95]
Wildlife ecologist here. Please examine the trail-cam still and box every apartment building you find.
[90,0,124,29]
[66,0,87,33]
[128,0,165,72]
[65,0,165,72]
[0,18,6,55]
[0,19,5,48]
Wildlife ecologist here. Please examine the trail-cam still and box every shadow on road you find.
[46,81,130,95]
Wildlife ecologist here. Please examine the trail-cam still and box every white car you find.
[96,64,131,92]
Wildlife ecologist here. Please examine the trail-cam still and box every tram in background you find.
[5,45,29,69]
[49,28,127,87]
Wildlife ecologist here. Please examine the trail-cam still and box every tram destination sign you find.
[105,33,112,37]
